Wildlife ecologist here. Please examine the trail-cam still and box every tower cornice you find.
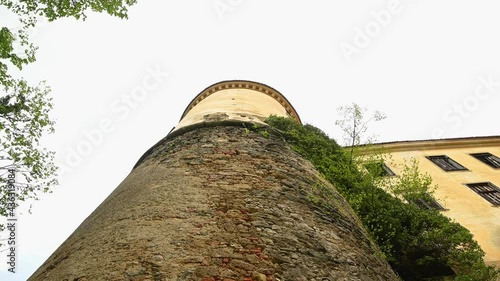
[180,80,302,124]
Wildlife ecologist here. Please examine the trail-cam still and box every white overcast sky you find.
[1,1,500,280]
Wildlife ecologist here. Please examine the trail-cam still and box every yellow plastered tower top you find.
[170,80,301,135]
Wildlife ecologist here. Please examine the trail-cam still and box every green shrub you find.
[265,116,499,281]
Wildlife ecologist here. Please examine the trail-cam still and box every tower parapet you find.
[170,80,301,137]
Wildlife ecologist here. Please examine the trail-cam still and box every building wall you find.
[381,137,500,266]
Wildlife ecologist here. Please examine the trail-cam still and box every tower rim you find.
[179,80,302,124]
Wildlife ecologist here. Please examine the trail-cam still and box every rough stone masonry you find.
[29,125,399,281]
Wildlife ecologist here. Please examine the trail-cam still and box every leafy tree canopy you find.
[1,0,137,82]
[0,0,136,234]
[2,0,137,20]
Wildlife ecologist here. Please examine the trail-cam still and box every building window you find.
[426,155,468,171]
[363,162,396,177]
[470,153,500,168]
[413,197,446,211]
[465,182,500,206]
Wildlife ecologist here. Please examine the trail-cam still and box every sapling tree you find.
[335,102,386,161]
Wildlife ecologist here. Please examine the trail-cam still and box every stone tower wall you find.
[29,125,398,281]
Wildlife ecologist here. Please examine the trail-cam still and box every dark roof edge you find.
[362,135,500,152]
[372,135,500,146]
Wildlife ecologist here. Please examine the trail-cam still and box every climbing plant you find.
[265,115,499,281]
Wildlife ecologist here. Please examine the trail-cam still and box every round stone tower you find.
[29,81,398,280]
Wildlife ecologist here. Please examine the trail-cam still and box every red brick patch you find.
[259,254,269,260]
[249,248,262,254]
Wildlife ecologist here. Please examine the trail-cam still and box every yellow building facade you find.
[374,136,500,266]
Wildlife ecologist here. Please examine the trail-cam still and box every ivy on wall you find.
[264,116,499,281]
